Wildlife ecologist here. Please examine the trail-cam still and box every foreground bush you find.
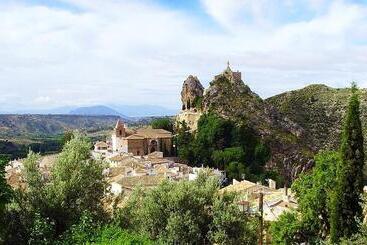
[2,132,108,244]
[116,172,258,244]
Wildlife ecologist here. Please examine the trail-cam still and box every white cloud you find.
[0,0,367,112]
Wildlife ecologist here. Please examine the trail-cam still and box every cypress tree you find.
[330,83,365,242]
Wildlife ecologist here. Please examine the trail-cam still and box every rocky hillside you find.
[266,84,367,152]
[0,114,120,139]
[201,65,314,180]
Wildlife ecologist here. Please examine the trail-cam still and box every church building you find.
[111,120,173,156]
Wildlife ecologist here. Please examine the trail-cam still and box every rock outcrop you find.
[177,64,366,181]
[181,75,204,111]
[202,64,312,180]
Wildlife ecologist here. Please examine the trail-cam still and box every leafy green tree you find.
[117,173,257,243]
[61,130,74,147]
[212,147,245,169]
[175,121,195,161]
[46,132,107,234]
[340,225,367,245]
[270,151,341,243]
[176,113,274,182]
[292,151,340,239]
[270,212,304,244]
[3,133,108,243]
[225,161,247,181]
[150,118,174,132]
[330,84,365,242]
[59,210,98,245]
[29,212,55,245]
[210,193,258,244]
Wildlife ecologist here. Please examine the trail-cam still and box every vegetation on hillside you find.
[270,84,366,243]
[150,117,174,132]
[176,113,279,184]
[266,84,367,153]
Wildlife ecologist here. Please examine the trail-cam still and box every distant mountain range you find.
[69,105,128,118]
[1,104,177,118]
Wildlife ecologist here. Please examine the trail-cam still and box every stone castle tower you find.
[216,61,242,83]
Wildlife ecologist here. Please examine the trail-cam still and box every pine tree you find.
[330,83,365,242]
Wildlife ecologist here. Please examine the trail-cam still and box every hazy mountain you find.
[109,104,177,117]
[0,106,74,115]
[0,114,121,138]
[1,104,177,117]
[69,105,129,119]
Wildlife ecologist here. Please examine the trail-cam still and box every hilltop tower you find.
[221,61,242,82]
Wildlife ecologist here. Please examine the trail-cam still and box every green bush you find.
[176,113,273,182]
[150,118,173,132]
[116,173,258,244]
[2,132,108,243]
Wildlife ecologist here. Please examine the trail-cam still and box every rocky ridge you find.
[201,65,313,180]
[266,84,367,153]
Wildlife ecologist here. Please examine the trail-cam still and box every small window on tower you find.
[119,130,122,136]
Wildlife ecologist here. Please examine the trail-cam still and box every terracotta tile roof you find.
[135,127,172,138]
[125,134,145,140]
[219,180,273,194]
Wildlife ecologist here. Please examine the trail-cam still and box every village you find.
[6,115,298,224]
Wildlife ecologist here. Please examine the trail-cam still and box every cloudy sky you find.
[1,0,367,112]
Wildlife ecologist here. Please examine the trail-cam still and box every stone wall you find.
[126,139,146,156]
[176,110,202,132]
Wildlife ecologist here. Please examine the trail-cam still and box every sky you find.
[1,0,367,112]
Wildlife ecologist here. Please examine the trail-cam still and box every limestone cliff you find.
[202,65,313,180]
[181,75,204,111]
[177,75,204,131]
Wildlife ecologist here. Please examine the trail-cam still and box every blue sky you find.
[1,0,367,112]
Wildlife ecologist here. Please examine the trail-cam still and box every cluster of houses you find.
[97,150,225,195]
[220,179,298,221]
[4,119,298,223]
